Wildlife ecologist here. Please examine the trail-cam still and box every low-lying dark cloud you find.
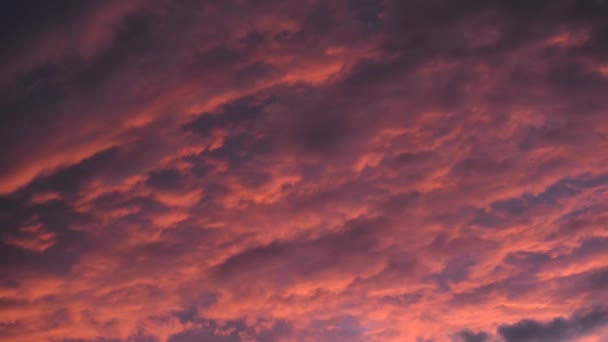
[498,306,608,342]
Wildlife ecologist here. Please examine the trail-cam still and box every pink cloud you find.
[1,0,608,341]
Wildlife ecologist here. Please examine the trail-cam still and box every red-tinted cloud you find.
[2,0,608,341]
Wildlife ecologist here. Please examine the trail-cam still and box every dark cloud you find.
[167,318,293,342]
[498,306,608,342]
[587,268,608,291]
[146,168,185,191]
[427,255,477,291]
[0,1,107,70]
[451,329,490,342]
[184,96,274,136]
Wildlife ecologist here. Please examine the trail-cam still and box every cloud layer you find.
[1,0,608,341]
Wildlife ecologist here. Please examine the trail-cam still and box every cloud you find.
[451,329,490,342]
[2,0,608,341]
[497,306,608,342]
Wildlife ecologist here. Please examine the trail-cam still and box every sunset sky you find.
[1,0,608,341]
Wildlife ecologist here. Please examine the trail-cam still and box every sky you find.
[1,0,608,341]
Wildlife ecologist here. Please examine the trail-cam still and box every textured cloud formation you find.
[497,306,608,342]
[2,0,608,341]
